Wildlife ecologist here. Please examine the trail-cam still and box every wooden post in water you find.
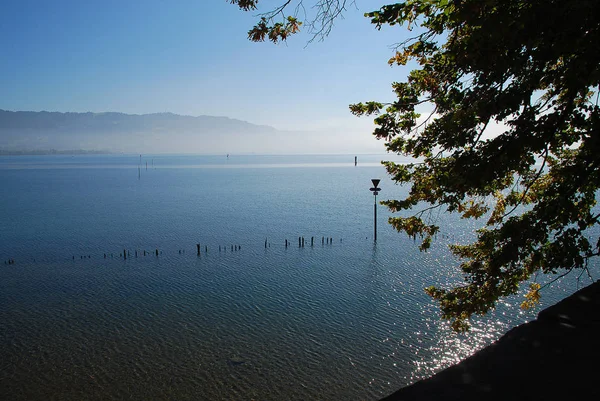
[265,238,267,248]
[298,237,301,247]
[205,245,208,253]
[322,236,324,245]
[311,237,314,246]
[155,249,158,256]
[197,244,200,255]
[302,237,305,247]
[124,249,127,260]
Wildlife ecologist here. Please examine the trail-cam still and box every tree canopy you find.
[230,0,600,330]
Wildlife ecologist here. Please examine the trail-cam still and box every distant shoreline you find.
[0,149,111,156]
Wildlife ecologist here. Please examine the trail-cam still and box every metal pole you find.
[370,178,381,244]
[374,193,377,242]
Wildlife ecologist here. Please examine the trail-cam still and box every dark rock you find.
[381,280,600,401]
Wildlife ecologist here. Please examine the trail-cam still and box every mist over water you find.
[0,154,596,400]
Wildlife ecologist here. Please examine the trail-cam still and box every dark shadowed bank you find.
[381,281,600,401]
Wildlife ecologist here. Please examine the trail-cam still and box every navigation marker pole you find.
[369,179,382,242]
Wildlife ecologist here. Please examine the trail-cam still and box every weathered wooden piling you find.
[124,249,127,260]
[299,237,301,247]
[155,249,158,256]
[311,237,314,246]
[197,244,200,255]
[285,239,288,248]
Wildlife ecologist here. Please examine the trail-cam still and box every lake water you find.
[0,154,596,400]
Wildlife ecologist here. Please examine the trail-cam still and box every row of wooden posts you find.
[4,237,342,264]
[279,236,338,249]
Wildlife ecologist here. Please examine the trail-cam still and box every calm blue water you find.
[0,154,596,400]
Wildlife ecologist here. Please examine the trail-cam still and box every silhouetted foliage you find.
[231,0,600,330]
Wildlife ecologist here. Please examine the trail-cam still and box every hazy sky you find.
[1,0,417,152]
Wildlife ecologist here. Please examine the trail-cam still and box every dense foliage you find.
[231,0,600,330]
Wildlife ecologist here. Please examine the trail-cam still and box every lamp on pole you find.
[369,179,381,242]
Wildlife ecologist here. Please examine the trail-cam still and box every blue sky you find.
[1,0,416,152]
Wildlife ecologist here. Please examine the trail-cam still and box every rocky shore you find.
[381,280,600,401]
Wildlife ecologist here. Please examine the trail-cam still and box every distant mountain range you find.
[0,109,308,154]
